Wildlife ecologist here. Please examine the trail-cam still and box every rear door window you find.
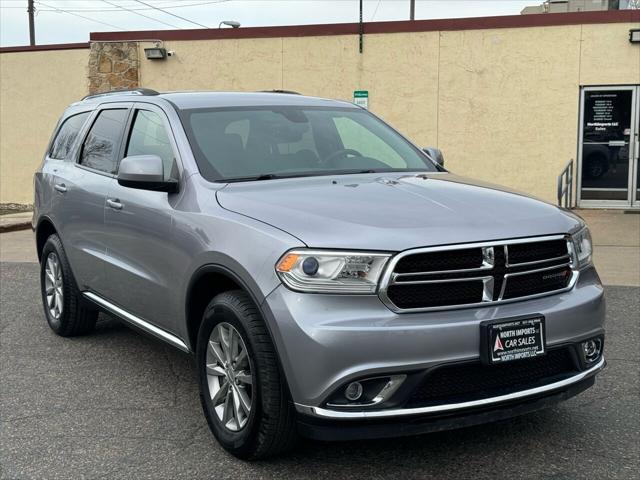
[79,109,129,174]
[49,112,91,160]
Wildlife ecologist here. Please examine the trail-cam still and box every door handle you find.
[54,183,67,193]
[106,198,123,210]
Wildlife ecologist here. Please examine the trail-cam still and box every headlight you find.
[571,227,593,268]
[276,249,391,294]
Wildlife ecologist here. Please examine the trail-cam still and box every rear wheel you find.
[40,234,97,336]
[196,290,296,459]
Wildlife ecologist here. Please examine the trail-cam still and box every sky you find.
[1,0,541,47]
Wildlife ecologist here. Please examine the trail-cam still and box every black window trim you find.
[73,103,133,178]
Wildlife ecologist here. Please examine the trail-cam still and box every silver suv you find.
[34,89,605,459]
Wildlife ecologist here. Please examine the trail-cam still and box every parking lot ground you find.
[1,209,639,479]
[577,209,640,287]
[0,262,638,479]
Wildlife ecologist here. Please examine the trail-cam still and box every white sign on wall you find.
[353,90,369,109]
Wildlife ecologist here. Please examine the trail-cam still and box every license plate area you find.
[480,315,546,365]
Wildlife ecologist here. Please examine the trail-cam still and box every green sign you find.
[353,90,369,109]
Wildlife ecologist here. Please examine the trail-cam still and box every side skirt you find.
[82,291,190,353]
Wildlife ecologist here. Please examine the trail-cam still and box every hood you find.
[216,173,582,251]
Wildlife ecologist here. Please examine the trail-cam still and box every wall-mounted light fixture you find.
[630,29,640,44]
[219,20,241,28]
[144,47,167,60]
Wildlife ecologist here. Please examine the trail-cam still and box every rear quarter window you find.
[49,112,91,160]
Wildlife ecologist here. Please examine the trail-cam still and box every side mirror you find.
[422,147,445,168]
[117,155,178,193]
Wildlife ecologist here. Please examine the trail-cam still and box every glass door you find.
[578,86,638,208]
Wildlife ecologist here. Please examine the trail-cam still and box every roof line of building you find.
[0,42,89,54]
[1,10,638,53]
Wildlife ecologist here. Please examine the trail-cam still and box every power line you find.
[37,1,125,30]
[14,1,232,13]
[371,0,382,21]
[130,0,211,28]
[100,0,183,29]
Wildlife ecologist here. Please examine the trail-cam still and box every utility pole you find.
[359,0,363,53]
[410,0,415,20]
[28,0,36,46]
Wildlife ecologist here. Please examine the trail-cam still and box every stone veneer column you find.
[88,42,139,94]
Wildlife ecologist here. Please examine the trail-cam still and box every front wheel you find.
[196,290,296,459]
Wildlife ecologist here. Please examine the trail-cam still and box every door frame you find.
[633,89,640,208]
[577,85,639,209]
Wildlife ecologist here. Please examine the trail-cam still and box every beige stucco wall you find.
[1,21,638,205]
[579,23,640,86]
[138,22,639,203]
[437,25,584,198]
[0,48,88,204]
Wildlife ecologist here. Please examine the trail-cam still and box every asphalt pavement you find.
[1,261,638,479]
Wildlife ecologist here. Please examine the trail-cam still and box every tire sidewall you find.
[197,300,260,454]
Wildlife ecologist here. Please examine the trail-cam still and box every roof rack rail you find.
[259,89,301,95]
[82,88,160,101]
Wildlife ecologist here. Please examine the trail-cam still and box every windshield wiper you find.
[225,173,283,183]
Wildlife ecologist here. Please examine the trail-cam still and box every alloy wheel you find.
[206,322,253,431]
[44,252,63,320]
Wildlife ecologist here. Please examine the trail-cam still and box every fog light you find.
[344,381,363,401]
[582,338,602,364]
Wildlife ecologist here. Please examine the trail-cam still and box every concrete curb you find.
[0,221,32,233]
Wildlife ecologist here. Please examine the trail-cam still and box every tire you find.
[40,234,97,336]
[584,155,607,179]
[196,290,297,459]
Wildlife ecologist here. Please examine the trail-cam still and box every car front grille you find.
[381,236,576,312]
[406,347,579,408]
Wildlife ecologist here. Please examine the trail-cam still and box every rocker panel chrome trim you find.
[82,291,189,352]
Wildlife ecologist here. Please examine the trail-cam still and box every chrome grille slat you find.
[506,254,571,268]
[390,275,493,285]
[379,235,578,313]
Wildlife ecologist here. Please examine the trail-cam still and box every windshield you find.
[179,106,437,181]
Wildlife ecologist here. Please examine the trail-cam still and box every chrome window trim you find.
[378,235,578,313]
[295,357,604,420]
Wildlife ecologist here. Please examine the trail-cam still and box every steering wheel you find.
[324,148,362,166]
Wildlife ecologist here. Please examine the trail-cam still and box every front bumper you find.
[296,356,604,420]
[261,266,605,426]
[296,372,600,441]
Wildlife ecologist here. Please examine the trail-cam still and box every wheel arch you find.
[35,216,58,262]
[185,263,277,354]
[184,262,295,401]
